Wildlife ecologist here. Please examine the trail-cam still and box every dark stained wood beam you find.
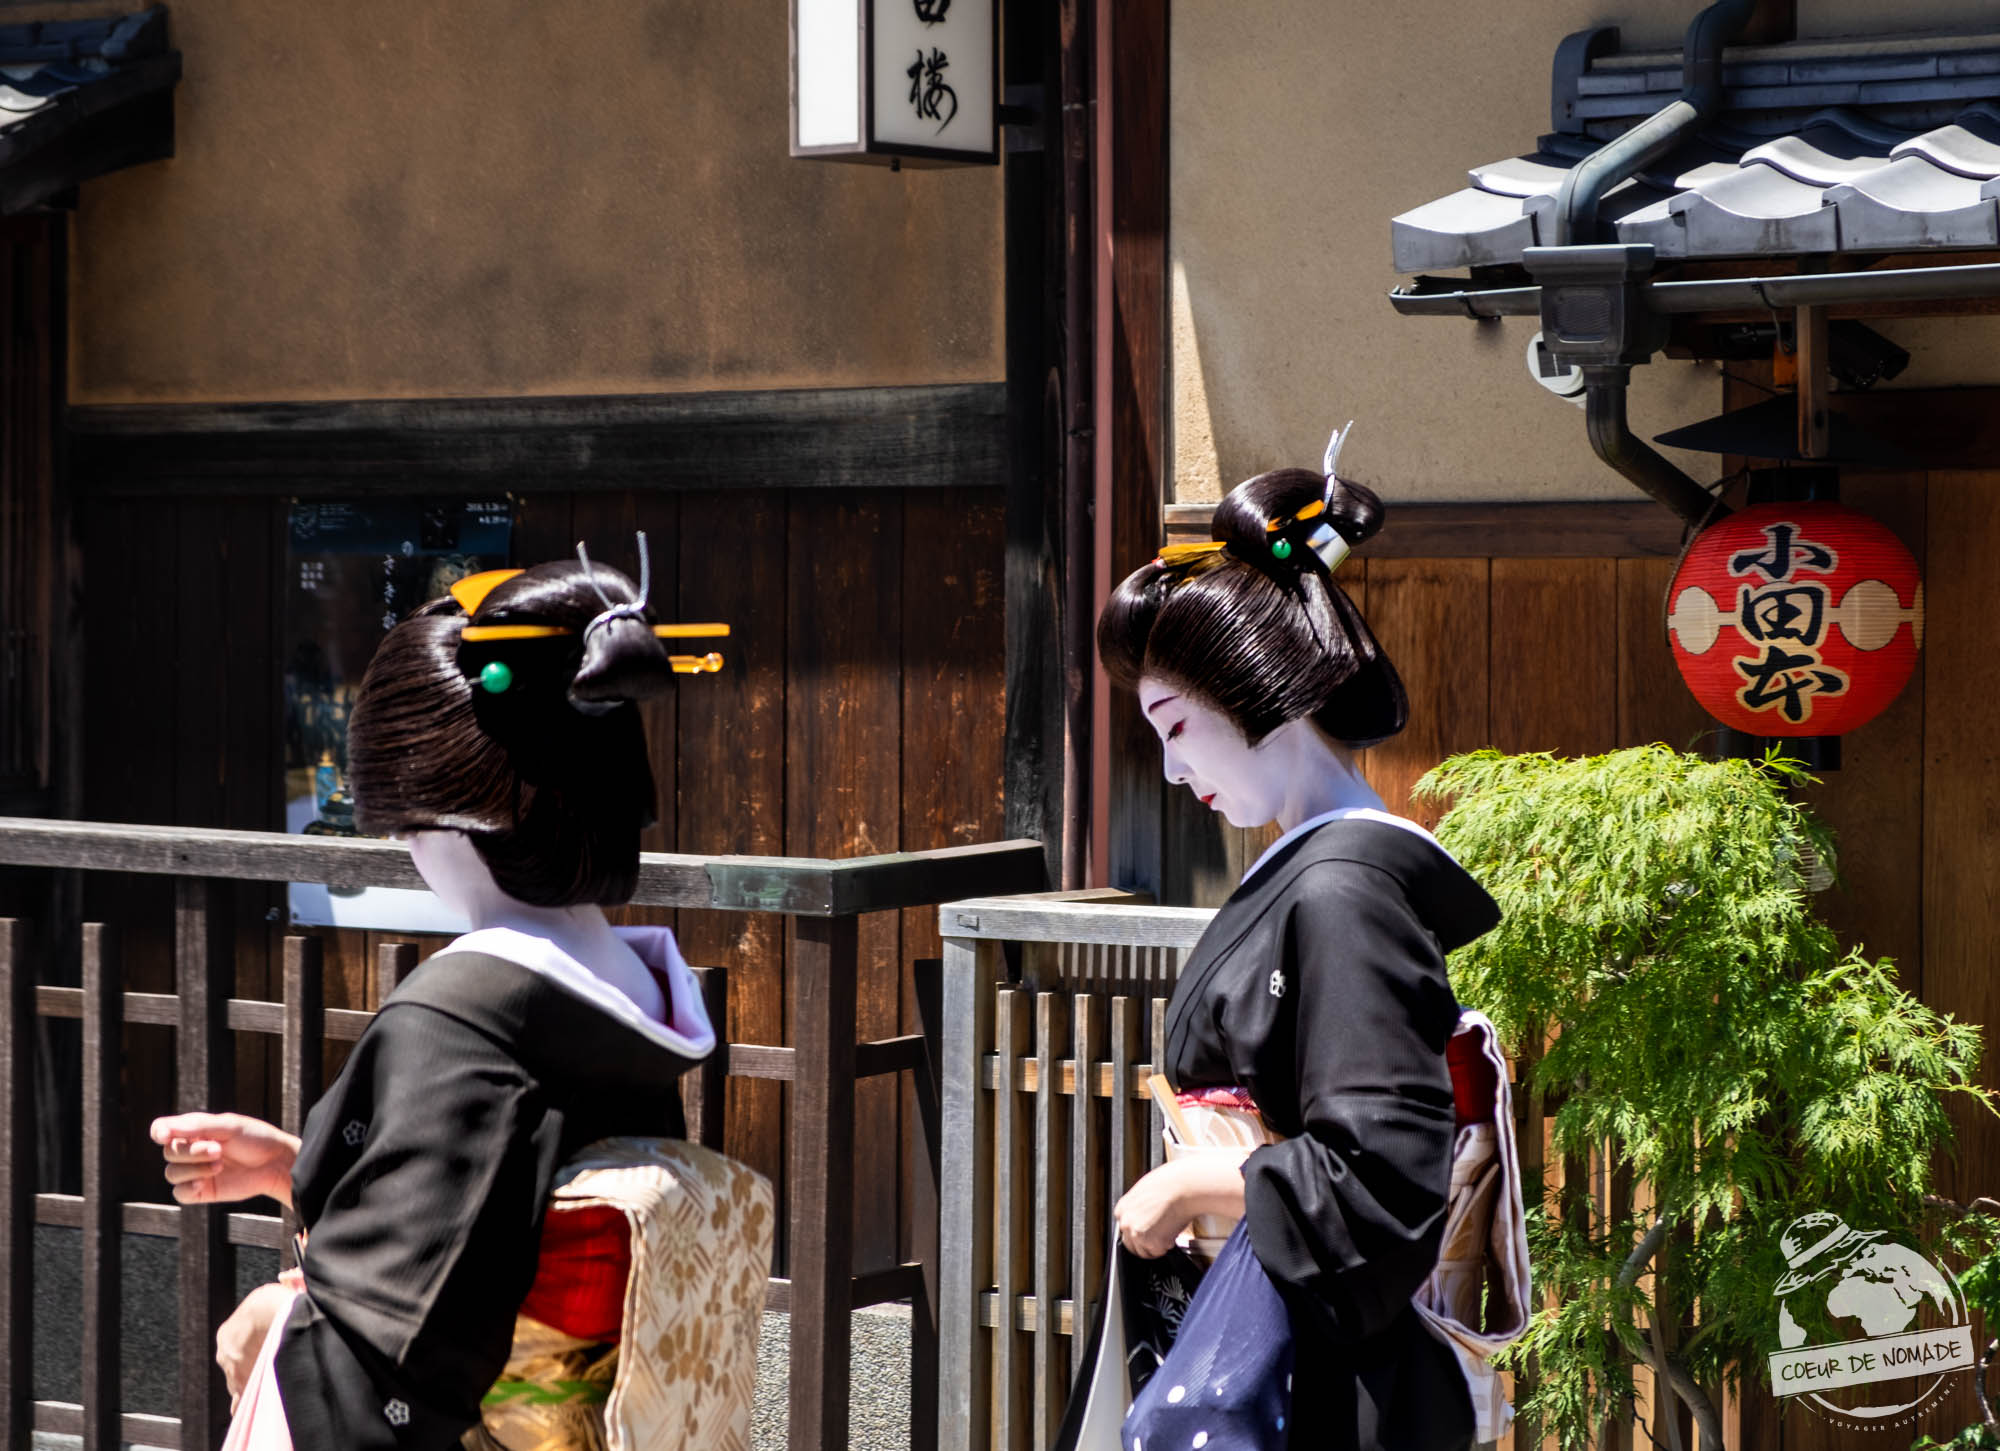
[67,383,1006,496]
[1095,0,1170,897]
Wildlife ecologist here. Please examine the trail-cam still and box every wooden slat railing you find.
[937,892,1548,1451]
[0,817,1045,1451]
[938,895,1200,1451]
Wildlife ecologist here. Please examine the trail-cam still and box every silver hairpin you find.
[1308,420,1357,575]
[575,531,652,636]
[1321,419,1355,503]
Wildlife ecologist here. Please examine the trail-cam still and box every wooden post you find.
[939,934,1003,1451]
[1094,0,1171,897]
[910,956,945,1451]
[0,919,31,1451]
[81,923,120,1451]
[788,914,859,1451]
[375,940,417,1005]
[1002,0,1068,893]
[1107,995,1141,1204]
[1146,997,1168,1170]
[1068,992,1108,1379]
[1797,303,1831,460]
[1031,993,1072,1445]
[176,878,234,1449]
[682,965,729,1150]
[281,935,324,1268]
[993,988,1034,1451]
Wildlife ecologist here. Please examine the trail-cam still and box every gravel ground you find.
[754,1305,914,1451]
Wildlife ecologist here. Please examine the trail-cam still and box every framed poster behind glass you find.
[283,498,512,930]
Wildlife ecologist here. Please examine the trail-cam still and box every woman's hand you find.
[1114,1155,1249,1258]
[215,1281,296,1403]
[150,1113,301,1209]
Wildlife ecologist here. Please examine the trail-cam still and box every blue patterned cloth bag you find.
[1122,1219,1293,1451]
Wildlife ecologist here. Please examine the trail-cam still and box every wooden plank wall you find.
[1155,552,1715,900]
[76,485,1006,1282]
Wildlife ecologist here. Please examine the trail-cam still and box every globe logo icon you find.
[1769,1211,1973,1429]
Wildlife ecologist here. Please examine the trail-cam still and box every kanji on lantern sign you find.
[1665,503,1923,738]
[1733,643,1848,724]
[1728,522,1836,584]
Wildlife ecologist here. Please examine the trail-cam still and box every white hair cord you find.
[575,531,653,638]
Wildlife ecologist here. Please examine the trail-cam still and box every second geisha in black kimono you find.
[1164,811,1498,1448]
[1095,426,1505,1451]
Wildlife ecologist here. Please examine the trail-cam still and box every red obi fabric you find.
[521,1204,632,1343]
[1446,1031,1499,1126]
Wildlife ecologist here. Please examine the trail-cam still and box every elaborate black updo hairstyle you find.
[1097,467,1407,748]
[347,556,678,907]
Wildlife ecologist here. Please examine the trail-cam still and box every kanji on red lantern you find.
[1666,502,1922,737]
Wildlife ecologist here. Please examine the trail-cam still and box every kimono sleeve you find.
[273,1003,559,1451]
[1239,862,1462,1345]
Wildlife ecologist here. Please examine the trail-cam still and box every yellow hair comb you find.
[1155,540,1228,568]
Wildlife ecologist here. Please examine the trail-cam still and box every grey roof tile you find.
[1390,186,1542,274]
[1661,165,1841,256]
[1394,27,2000,270]
[1893,101,2000,177]
[1826,155,2000,249]
[1740,111,1903,185]
[1468,153,1574,198]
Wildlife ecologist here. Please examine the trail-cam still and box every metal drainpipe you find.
[1555,0,1757,246]
[1550,0,1755,523]
[1583,367,1720,526]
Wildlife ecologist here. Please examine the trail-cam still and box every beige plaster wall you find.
[1170,0,2000,504]
[23,1,1002,403]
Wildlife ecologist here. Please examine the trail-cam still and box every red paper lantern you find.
[1666,502,1922,736]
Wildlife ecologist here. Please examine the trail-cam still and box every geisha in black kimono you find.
[1094,431,1504,1451]
[151,550,761,1450]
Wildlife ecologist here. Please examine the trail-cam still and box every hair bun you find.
[570,609,674,711]
[464,558,675,714]
[1322,475,1385,549]
[1210,466,1386,578]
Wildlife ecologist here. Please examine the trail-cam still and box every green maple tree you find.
[1415,745,1996,1451]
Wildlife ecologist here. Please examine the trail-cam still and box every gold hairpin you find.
[1265,497,1327,533]
[459,621,732,643]
[1156,540,1228,567]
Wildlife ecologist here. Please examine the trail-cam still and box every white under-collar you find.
[1242,806,1449,886]
[427,924,716,1061]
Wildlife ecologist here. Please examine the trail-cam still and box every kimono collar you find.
[429,924,717,1061]
[1242,806,1449,886]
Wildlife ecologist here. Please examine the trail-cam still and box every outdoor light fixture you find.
[791,0,997,166]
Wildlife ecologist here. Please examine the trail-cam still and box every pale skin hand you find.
[215,1280,297,1403]
[149,1112,301,1209]
[1114,1155,1248,1259]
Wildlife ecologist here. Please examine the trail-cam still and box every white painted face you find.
[1136,676,1288,829]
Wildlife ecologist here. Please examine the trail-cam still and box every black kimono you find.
[1164,812,1500,1451]
[273,940,709,1451]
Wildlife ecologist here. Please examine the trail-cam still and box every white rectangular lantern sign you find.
[792,0,996,165]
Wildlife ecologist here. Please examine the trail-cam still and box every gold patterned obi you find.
[463,1138,774,1451]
